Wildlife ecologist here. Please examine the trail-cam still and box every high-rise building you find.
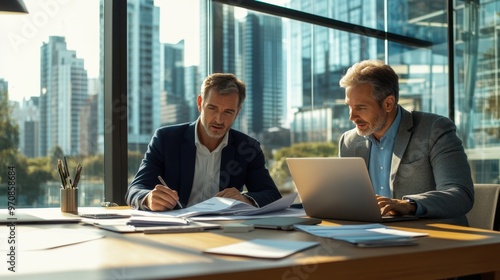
[184,65,200,122]
[125,0,160,152]
[16,97,40,158]
[287,0,448,144]
[0,78,7,93]
[161,40,185,98]
[160,41,190,125]
[199,2,285,140]
[39,36,88,156]
[79,93,98,156]
[241,13,284,136]
[199,1,237,83]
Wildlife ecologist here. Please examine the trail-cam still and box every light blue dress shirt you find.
[366,107,402,198]
[366,107,426,216]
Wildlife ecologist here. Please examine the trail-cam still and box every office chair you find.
[466,184,500,231]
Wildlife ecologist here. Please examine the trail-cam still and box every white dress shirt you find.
[186,118,228,207]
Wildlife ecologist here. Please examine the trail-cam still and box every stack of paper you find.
[143,192,298,219]
[126,216,190,227]
[295,224,428,247]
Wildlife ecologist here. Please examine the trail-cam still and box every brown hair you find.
[200,73,246,108]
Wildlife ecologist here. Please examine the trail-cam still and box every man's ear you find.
[383,95,396,112]
[197,95,202,112]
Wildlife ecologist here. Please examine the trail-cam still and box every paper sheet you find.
[204,238,319,259]
[295,224,428,247]
[17,228,104,250]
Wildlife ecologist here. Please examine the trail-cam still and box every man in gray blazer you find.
[338,60,474,226]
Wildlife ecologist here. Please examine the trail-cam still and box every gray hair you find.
[339,60,399,104]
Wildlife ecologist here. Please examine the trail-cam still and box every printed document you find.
[295,224,428,247]
[142,192,298,219]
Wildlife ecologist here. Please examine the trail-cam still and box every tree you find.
[50,145,66,166]
[16,156,53,206]
[0,89,53,206]
[82,154,104,180]
[0,89,19,184]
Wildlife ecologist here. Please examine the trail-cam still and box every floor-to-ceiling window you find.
[1,0,499,208]
[454,0,500,183]
[0,0,102,208]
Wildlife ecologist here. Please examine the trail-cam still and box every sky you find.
[0,0,199,102]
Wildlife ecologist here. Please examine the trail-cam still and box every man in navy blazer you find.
[126,73,281,211]
[338,60,474,225]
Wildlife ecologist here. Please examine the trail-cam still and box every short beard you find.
[356,109,387,137]
[203,122,225,139]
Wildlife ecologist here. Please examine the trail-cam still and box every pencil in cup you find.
[157,176,183,209]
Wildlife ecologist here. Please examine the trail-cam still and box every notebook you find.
[286,157,417,223]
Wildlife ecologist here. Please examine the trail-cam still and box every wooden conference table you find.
[1,207,500,280]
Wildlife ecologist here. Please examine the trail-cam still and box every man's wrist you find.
[405,198,417,215]
[242,193,258,207]
[140,193,152,210]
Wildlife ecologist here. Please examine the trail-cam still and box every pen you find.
[73,163,82,189]
[157,176,183,209]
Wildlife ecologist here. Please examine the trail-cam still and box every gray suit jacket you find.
[339,107,474,225]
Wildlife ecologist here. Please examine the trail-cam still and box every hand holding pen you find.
[157,176,183,209]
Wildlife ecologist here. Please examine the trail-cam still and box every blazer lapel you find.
[179,122,196,203]
[355,139,371,165]
[220,130,235,190]
[390,108,413,188]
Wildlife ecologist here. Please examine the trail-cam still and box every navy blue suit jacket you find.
[125,122,282,209]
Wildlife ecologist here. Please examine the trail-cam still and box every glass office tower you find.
[39,36,88,157]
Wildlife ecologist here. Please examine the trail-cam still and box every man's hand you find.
[376,195,416,216]
[215,187,255,206]
[145,184,181,211]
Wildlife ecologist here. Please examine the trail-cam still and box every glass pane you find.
[126,0,202,180]
[215,1,450,192]
[0,0,102,207]
[258,0,447,42]
[454,0,500,183]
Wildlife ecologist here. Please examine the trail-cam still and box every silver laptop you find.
[286,157,417,223]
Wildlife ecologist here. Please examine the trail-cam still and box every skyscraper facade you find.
[241,13,284,136]
[160,40,190,126]
[126,0,160,152]
[39,36,88,156]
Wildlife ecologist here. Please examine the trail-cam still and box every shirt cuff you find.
[139,195,151,211]
[242,193,260,208]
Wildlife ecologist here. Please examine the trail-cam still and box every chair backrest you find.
[466,184,500,230]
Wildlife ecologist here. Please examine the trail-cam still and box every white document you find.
[191,208,307,221]
[142,192,298,219]
[126,216,190,226]
[295,224,428,247]
[17,228,104,250]
[204,238,319,259]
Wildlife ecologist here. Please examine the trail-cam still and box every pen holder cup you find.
[60,188,78,214]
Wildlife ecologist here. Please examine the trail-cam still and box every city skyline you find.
[0,0,200,103]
